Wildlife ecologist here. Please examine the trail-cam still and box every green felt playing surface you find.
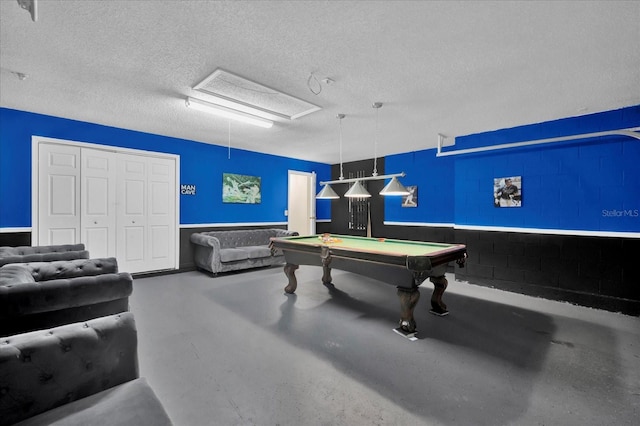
[279,234,457,257]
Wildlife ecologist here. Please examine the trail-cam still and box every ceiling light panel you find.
[194,69,321,121]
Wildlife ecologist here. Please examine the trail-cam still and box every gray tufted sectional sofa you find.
[0,312,172,426]
[190,228,299,274]
[0,244,90,267]
[0,257,133,336]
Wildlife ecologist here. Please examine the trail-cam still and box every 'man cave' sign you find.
[181,184,196,195]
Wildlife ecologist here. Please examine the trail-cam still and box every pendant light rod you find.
[320,172,405,186]
[372,102,382,177]
[337,113,345,180]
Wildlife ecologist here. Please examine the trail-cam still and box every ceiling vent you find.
[193,69,321,121]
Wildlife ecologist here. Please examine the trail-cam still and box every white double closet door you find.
[36,141,177,274]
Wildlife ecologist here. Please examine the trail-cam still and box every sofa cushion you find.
[241,245,272,259]
[13,378,172,426]
[219,248,249,263]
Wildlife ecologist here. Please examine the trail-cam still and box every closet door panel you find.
[38,144,81,245]
[116,154,148,273]
[81,149,117,258]
[146,157,176,271]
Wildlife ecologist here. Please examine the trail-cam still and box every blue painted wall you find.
[385,105,640,233]
[384,149,455,224]
[3,106,638,233]
[0,108,331,228]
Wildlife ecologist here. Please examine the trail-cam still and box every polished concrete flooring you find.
[130,266,640,426]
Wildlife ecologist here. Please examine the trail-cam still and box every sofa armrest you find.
[0,272,133,317]
[190,233,220,248]
[0,313,139,426]
[0,264,36,286]
[12,377,173,426]
[190,233,222,273]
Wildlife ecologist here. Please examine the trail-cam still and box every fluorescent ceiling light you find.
[185,97,273,128]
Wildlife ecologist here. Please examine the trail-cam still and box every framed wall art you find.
[222,173,261,204]
[493,176,522,207]
[402,185,418,208]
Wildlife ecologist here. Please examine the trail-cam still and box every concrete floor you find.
[130,266,640,426]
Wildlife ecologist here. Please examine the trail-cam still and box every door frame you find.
[287,170,316,235]
[31,136,180,270]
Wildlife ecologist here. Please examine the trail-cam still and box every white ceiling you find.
[1,0,639,164]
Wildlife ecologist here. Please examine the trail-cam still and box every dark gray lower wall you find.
[452,230,639,316]
[0,232,31,247]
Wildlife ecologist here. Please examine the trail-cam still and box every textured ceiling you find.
[1,0,639,164]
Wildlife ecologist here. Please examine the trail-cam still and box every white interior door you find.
[81,148,117,258]
[38,144,81,245]
[287,171,316,236]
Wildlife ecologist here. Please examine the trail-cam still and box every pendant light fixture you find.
[344,180,371,198]
[316,114,346,199]
[373,102,410,196]
[316,183,339,199]
[317,104,409,199]
[343,111,370,198]
[379,176,410,195]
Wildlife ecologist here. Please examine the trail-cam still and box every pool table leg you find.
[429,275,448,316]
[321,264,333,285]
[283,263,299,294]
[321,246,333,284]
[397,287,420,333]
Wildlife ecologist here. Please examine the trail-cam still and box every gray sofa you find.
[190,228,299,274]
[0,312,172,426]
[0,244,90,267]
[0,257,133,336]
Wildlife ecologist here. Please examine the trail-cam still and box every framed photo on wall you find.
[402,185,418,207]
[222,173,261,204]
[494,176,522,207]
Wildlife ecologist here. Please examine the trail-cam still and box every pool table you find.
[269,234,467,335]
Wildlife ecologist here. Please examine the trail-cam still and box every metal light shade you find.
[379,176,410,196]
[344,180,371,198]
[316,184,339,199]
